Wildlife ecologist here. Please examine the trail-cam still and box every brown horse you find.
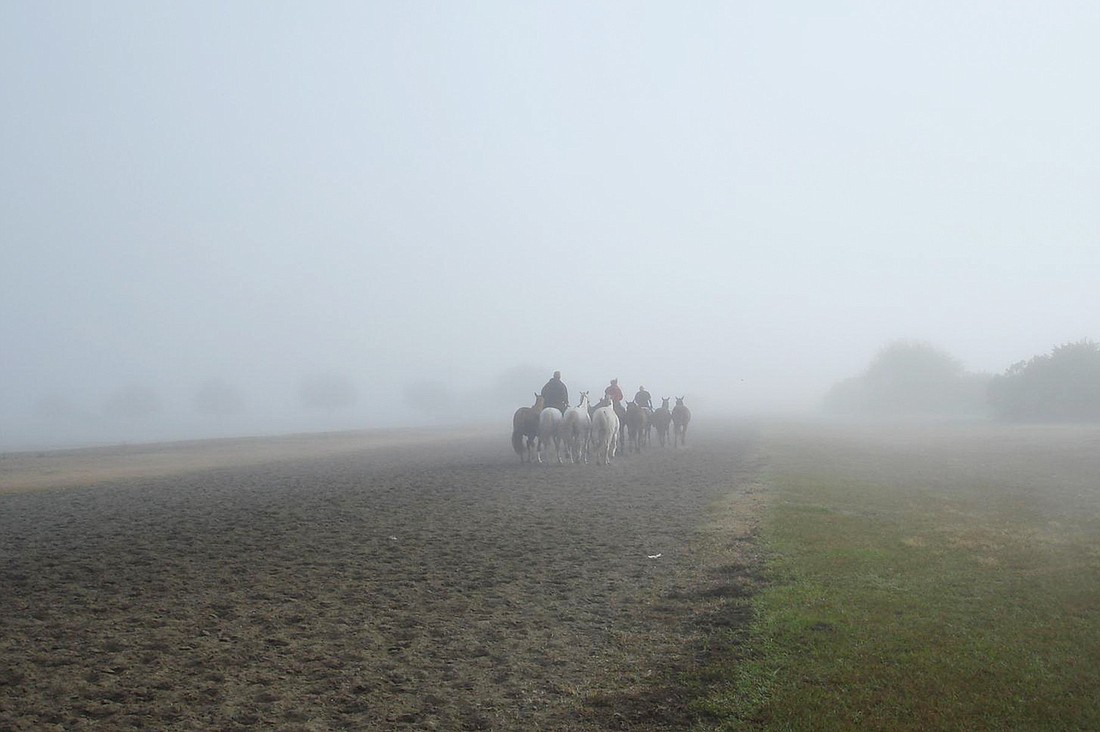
[512,393,545,463]
[625,400,649,454]
[671,396,691,447]
[651,397,673,447]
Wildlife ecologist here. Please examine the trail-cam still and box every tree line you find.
[823,339,1100,421]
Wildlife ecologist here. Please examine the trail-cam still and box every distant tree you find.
[193,379,246,416]
[298,372,358,410]
[103,384,162,419]
[33,393,78,420]
[988,340,1100,420]
[402,380,453,417]
[494,364,546,400]
[822,340,990,418]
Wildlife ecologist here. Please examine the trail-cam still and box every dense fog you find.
[3,3,1098,450]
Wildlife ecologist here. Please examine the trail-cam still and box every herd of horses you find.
[511,391,692,465]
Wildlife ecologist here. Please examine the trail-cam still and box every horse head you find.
[577,391,590,409]
[661,397,671,409]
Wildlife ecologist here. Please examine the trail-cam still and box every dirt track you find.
[0,424,763,730]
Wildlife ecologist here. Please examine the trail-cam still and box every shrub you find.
[988,340,1100,420]
[823,341,989,418]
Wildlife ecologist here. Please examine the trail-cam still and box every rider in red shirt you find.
[604,378,624,404]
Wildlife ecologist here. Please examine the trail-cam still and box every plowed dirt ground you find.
[0,424,762,730]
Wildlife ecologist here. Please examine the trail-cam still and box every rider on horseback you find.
[541,371,569,413]
[634,386,653,411]
[604,378,624,404]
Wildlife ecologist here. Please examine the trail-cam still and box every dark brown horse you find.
[671,396,691,447]
[625,400,649,454]
[651,397,673,447]
[512,393,545,462]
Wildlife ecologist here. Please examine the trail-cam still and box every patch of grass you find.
[695,423,1100,731]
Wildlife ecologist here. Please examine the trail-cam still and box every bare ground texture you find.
[0,423,764,731]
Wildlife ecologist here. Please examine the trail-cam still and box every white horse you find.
[560,391,592,464]
[625,400,648,454]
[537,406,564,464]
[590,400,620,466]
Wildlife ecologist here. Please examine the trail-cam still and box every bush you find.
[823,341,989,418]
[297,372,358,411]
[193,379,246,416]
[988,340,1100,421]
[103,384,162,419]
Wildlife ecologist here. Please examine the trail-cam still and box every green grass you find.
[695,422,1100,731]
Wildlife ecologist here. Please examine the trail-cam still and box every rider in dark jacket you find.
[541,371,569,413]
[634,386,653,410]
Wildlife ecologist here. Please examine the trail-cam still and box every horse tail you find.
[512,429,524,455]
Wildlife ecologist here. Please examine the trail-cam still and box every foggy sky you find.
[3,3,1098,450]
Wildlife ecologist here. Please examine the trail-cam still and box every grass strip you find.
[693,424,1100,731]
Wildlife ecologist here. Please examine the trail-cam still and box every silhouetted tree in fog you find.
[193,379,246,416]
[33,393,78,420]
[103,384,162,419]
[823,340,989,418]
[297,372,358,410]
[402,380,453,417]
[988,340,1100,420]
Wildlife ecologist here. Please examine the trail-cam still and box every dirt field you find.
[0,423,763,730]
